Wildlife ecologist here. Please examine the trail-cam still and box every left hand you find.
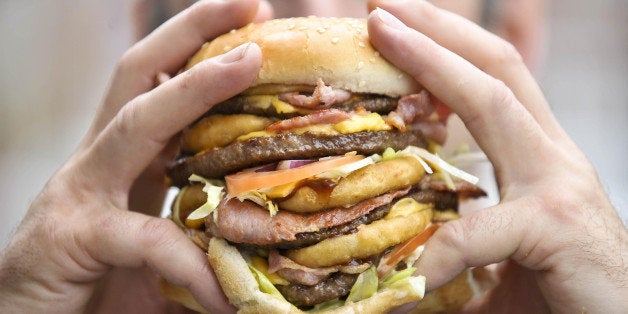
[0,1,270,312]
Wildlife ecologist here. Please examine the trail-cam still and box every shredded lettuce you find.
[381,147,397,161]
[236,191,279,216]
[248,264,287,301]
[346,266,378,303]
[389,275,426,297]
[379,267,417,289]
[398,146,479,185]
[171,186,187,228]
[186,175,225,224]
[315,155,378,180]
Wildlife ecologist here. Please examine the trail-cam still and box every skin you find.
[0,0,625,313]
[366,1,628,312]
[0,0,271,313]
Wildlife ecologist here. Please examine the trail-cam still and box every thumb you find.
[81,210,235,313]
[416,198,538,290]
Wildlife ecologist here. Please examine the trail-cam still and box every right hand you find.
[366,1,628,312]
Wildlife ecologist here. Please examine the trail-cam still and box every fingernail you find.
[219,42,252,63]
[375,7,408,31]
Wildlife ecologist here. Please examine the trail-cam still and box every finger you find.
[415,199,539,291]
[367,9,551,179]
[81,43,262,196]
[85,0,263,143]
[254,0,274,22]
[82,210,235,313]
[368,0,569,144]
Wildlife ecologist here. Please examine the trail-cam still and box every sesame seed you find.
[331,37,339,44]
[357,61,364,69]
[358,42,366,48]
[287,23,295,30]
[317,27,326,33]
[229,29,236,34]
[359,80,366,87]
[298,26,308,31]
[223,45,232,52]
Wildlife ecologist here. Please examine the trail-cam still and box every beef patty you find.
[277,272,358,307]
[205,94,399,118]
[167,130,427,187]
[256,188,457,250]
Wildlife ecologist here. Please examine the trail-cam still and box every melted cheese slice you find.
[237,112,392,141]
[245,95,298,114]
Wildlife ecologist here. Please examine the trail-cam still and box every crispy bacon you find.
[384,111,407,131]
[385,91,439,134]
[208,188,410,246]
[420,176,487,198]
[397,91,435,123]
[268,250,339,285]
[268,251,372,286]
[279,79,351,109]
[265,109,352,132]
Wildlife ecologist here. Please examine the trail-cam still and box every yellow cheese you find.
[245,95,298,114]
[385,198,433,220]
[236,109,392,141]
[251,256,288,285]
[261,181,300,199]
[334,112,391,133]
[236,130,275,141]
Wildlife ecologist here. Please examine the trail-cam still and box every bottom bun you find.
[207,237,425,313]
[161,238,494,313]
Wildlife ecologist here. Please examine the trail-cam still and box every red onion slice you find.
[276,159,316,170]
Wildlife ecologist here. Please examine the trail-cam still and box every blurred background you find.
[1,0,626,246]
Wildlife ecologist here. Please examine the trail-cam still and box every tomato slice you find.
[377,223,439,278]
[225,154,364,195]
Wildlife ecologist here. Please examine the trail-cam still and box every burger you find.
[162,17,487,313]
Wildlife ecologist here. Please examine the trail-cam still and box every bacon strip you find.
[279,78,351,109]
[420,176,487,198]
[397,91,435,123]
[268,251,373,286]
[265,109,352,132]
[268,250,339,285]
[208,188,410,246]
[385,91,437,132]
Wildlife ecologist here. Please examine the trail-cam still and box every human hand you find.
[366,1,628,312]
[0,0,270,313]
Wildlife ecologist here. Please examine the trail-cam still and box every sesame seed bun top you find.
[186,16,422,97]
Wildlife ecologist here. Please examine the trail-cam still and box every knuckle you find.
[112,96,145,140]
[458,75,516,128]
[436,219,469,253]
[178,66,201,92]
[489,78,516,108]
[141,217,180,249]
[115,48,142,78]
[494,40,524,66]
[186,0,255,28]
